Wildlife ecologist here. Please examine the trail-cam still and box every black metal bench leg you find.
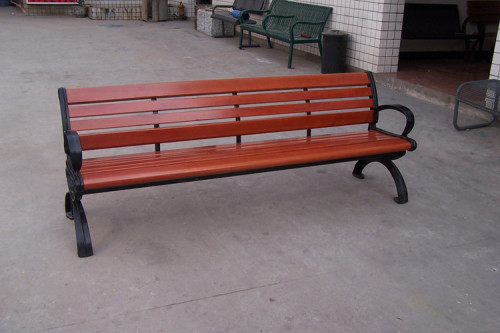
[352,159,371,180]
[65,192,73,220]
[70,198,93,257]
[353,159,409,204]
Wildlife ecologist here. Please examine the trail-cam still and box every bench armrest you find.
[212,5,233,13]
[64,130,82,171]
[370,104,417,150]
[244,9,269,16]
[290,20,326,39]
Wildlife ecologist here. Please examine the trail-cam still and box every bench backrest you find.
[232,0,266,11]
[267,0,332,34]
[59,73,377,152]
[402,3,462,39]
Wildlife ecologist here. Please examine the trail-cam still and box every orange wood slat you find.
[68,87,374,118]
[78,111,375,150]
[70,98,374,131]
[81,132,377,171]
[80,131,412,190]
[66,73,371,104]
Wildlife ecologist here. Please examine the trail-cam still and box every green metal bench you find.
[238,0,332,68]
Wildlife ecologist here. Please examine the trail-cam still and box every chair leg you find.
[288,44,294,68]
[69,198,93,257]
[239,28,244,49]
[65,192,73,220]
[239,31,260,48]
[353,158,409,204]
[267,36,273,48]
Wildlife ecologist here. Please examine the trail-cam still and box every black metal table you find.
[453,79,500,130]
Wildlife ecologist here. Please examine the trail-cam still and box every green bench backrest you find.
[266,0,332,36]
[233,0,266,11]
[270,0,331,23]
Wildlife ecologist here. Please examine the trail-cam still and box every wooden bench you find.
[238,0,332,68]
[59,72,417,257]
[402,3,481,58]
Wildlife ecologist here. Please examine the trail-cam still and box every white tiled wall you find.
[490,25,500,80]
[329,0,404,73]
[211,0,404,73]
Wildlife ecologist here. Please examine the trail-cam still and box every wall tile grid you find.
[490,25,500,80]
[329,0,404,73]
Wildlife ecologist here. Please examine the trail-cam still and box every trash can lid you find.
[322,30,347,36]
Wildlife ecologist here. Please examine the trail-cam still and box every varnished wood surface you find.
[80,131,412,190]
[62,73,413,191]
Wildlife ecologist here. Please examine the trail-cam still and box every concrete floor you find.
[1,7,500,332]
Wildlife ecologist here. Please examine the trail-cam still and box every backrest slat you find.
[71,98,374,131]
[61,73,377,151]
[66,73,371,104]
[79,111,374,150]
[69,86,373,118]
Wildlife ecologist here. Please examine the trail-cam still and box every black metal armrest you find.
[370,104,417,150]
[64,130,82,171]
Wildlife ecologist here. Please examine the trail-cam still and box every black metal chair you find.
[211,0,266,37]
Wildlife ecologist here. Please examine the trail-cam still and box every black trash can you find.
[321,30,348,73]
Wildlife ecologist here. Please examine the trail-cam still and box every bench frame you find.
[59,72,416,257]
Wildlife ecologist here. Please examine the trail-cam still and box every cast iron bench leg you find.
[352,159,409,204]
[65,193,93,257]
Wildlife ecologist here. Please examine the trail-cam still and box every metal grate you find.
[453,79,500,130]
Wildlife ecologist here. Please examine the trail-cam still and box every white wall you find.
[208,0,499,74]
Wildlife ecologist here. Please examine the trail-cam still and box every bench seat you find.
[80,131,412,191]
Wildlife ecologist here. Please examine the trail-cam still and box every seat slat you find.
[82,132,384,172]
[81,131,411,190]
[79,111,374,150]
[71,98,374,131]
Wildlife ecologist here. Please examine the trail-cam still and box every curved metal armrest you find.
[64,130,82,171]
[461,15,485,34]
[212,5,232,13]
[290,21,324,38]
[370,104,415,138]
[291,20,325,29]
[244,9,269,15]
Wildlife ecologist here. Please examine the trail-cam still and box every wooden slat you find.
[66,73,371,104]
[81,132,389,173]
[79,111,375,150]
[68,87,374,118]
[71,98,374,131]
[80,131,411,190]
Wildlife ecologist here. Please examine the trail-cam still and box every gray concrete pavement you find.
[1,7,499,332]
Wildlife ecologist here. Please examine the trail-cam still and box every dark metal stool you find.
[453,79,500,130]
